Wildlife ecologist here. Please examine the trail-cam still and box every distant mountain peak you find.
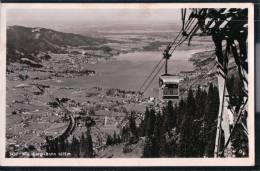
[6,25,108,64]
[31,27,42,33]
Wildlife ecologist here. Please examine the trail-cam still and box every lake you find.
[50,50,201,96]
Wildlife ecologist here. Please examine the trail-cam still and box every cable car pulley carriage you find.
[158,48,180,101]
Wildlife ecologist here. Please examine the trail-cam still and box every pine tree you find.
[54,139,59,157]
[84,129,94,158]
[204,83,220,157]
[213,86,220,118]
[142,136,153,157]
[182,88,196,157]
[71,136,80,157]
[167,100,177,130]
[195,85,205,119]
[153,112,161,142]
[148,108,156,136]
[59,137,66,152]
[174,99,185,157]
[80,133,86,156]
[113,131,118,144]
[159,134,172,157]
[161,107,168,135]
[121,126,127,142]
[205,83,219,123]
[152,113,161,157]
[160,101,176,136]
[117,134,121,143]
[70,138,75,157]
[106,135,113,145]
[141,107,150,136]
[65,139,69,153]
[187,88,196,120]
[197,89,209,157]
[45,137,51,153]
[129,112,137,138]
[138,119,145,137]
[176,99,186,133]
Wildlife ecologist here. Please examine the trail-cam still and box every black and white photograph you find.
[0,3,255,166]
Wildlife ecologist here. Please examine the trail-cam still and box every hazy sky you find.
[7,8,181,33]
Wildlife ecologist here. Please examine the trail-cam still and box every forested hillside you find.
[138,84,219,157]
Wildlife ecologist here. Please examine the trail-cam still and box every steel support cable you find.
[168,29,183,48]
[116,61,166,126]
[169,36,188,55]
[184,16,197,33]
[118,60,165,126]
[241,122,249,136]
[168,12,202,55]
[169,22,198,55]
[181,9,186,32]
[220,98,248,156]
[168,16,195,48]
[140,61,166,98]
[230,39,249,95]
[182,10,208,46]
[187,24,201,46]
[137,58,164,94]
[118,62,166,126]
[130,61,166,112]
[168,18,195,52]
[167,19,197,55]
[183,16,197,33]
[170,33,190,55]
[169,9,208,54]
[121,59,164,121]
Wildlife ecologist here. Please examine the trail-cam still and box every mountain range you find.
[7,25,108,64]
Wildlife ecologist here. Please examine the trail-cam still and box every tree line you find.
[121,83,220,157]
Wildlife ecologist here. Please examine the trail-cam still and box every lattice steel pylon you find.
[181,8,249,157]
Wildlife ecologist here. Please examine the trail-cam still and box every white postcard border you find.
[0,3,255,166]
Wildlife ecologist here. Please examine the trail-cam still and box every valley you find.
[6,25,215,158]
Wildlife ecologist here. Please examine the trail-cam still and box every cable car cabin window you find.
[165,84,178,89]
[163,88,178,96]
[163,95,179,100]
[163,84,178,96]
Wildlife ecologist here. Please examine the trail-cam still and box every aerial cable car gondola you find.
[158,47,180,102]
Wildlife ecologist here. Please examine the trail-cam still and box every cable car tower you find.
[180,8,249,157]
